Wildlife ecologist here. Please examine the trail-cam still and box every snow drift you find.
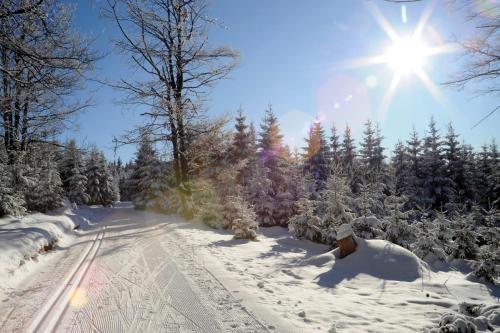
[0,205,86,283]
[313,238,427,287]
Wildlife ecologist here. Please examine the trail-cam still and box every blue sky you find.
[64,0,499,162]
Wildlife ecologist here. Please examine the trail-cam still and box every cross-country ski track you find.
[0,204,271,333]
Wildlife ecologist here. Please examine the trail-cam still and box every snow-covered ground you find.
[0,203,91,287]
[0,205,498,333]
[170,218,500,333]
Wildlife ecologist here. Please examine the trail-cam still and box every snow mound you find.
[0,206,81,284]
[315,238,427,287]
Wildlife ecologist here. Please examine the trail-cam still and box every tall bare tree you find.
[445,2,499,127]
[0,0,97,163]
[106,0,238,200]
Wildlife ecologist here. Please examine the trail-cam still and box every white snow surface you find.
[336,223,354,240]
[0,203,90,287]
[0,205,498,333]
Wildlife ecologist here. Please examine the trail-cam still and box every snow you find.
[336,224,353,240]
[170,220,500,333]
[0,203,98,289]
[0,205,498,332]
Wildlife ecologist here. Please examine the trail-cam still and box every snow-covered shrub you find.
[472,245,499,283]
[412,235,446,262]
[428,313,477,333]
[228,196,258,240]
[351,216,382,239]
[450,227,479,260]
[429,303,500,333]
[384,218,415,248]
[289,198,325,243]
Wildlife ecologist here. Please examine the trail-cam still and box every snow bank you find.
[0,205,87,283]
[310,238,427,287]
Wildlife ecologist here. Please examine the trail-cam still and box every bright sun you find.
[384,37,427,74]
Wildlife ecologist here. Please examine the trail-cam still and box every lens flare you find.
[70,287,88,309]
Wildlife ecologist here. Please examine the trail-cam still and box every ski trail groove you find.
[28,225,107,333]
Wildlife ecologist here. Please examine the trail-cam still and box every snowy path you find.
[0,205,270,333]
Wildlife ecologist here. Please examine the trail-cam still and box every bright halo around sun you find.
[340,2,459,118]
[384,37,427,74]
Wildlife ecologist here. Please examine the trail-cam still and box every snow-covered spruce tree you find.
[455,144,479,207]
[294,163,356,244]
[59,140,89,205]
[25,144,64,213]
[253,105,299,226]
[341,124,361,194]
[421,117,455,211]
[289,197,326,243]
[0,147,26,217]
[85,148,116,207]
[473,245,499,283]
[404,126,424,210]
[227,195,258,240]
[449,218,479,260]
[228,109,257,188]
[98,153,119,206]
[128,137,163,209]
[392,140,408,196]
[383,190,414,249]
[330,122,342,165]
[303,120,330,192]
[85,148,103,205]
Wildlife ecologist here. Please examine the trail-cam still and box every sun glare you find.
[385,38,427,74]
[340,2,459,117]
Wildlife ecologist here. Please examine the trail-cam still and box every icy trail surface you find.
[0,203,270,333]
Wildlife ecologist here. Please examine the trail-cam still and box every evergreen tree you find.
[392,140,407,195]
[0,148,26,217]
[421,117,455,210]
[252,105,299,226]
[86,148,104,205]
[59,140,89,205]
[404,126,424,209]
[341,124,356,171]
[303,120,330,191]
[129,138,163,209]
[25,144,64,212]
[360,120,376,174]
[330,123,341,165]
[229,108,252,163]
[443,123,461,206]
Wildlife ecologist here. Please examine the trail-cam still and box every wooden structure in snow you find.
[336,224,357,258]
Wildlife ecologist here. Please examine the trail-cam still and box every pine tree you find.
[360,120,376,174]
[60,140,89,205]
[330,123,341,165]
[0,148,26,217]
[229,108,252,163]
[392,140,407,195]
[86,148,104,205]
[25,144,64,212]
[129,138,163,209]
[341,124,361,193]
[443,123,460,206]
[252,105,299,226]
[421,117,455,210]
[303,120,330,191]
[404,126,424,209]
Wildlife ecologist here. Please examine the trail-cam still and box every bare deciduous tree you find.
[106,0,239,204]
[0,0,97,163]
[445,2,499,127]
